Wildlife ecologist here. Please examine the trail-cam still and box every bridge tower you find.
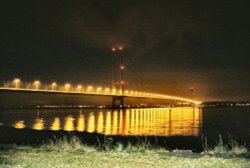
[188,87,196,106]
[111,46,125,108]
[188,87,195,99]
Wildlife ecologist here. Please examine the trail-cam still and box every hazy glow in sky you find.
[0,0,249,101]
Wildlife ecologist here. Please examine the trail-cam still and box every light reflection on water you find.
[5,107,202,136]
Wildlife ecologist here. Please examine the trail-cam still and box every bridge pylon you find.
[111,46,125,95]
[112,96,125,108]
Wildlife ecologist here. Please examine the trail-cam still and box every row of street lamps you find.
[4,78,201,104]
[9,78,161,96]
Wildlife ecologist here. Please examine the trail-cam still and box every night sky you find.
[0,0,250,101]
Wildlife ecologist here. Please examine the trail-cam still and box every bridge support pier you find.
[112,96,125,108]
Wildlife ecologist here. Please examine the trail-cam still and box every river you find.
[0,107,249,150]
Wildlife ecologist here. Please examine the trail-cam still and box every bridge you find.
[0,47,201,108]
[0,79,201,108]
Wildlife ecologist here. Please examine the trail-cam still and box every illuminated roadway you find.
[0,87,201,105]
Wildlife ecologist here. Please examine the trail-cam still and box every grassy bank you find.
[0,137,249,168]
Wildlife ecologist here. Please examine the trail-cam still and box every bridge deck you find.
[0,87,201,104]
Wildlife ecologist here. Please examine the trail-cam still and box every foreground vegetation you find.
[0,137,249,168]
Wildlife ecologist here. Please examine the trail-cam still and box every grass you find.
[0,136,249,168]
[202,135,248,156]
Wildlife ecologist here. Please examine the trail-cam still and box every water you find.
[0,107,202,136]
[0,107,250,148]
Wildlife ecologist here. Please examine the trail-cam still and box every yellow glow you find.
[76,85,82,92]
[65,84,70,87]
[14,78,20,83]
[111,111,118,135]
[76,108,202,136]
[77,114,85,132]
[104,111,111,135]
[8,107,202,137]
[51,117,61,131]
[112,89,117,94]
[13,78,21,88]
[51,82,57,90]
[96,112,104,133]
[32,118,44,130]
[87,112,95,133]
[87,86,93,92]
[64,115,75,131]
[34,80,40,89]
[96,87,102,92]
[2,79,203,104]
[13,120,25,129]
[64,83,71,91]
[104,88,110,93]
[34,80,40,85]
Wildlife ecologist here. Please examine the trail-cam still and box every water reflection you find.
[6,107,202,136]
[51,117,61,131]
[32,118,44,130]
[13,120,26,129]
[64,115,75,131]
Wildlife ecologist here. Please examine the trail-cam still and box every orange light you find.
[65,84,70,87]
[87,86,93,90]
[121,81,125,84]
[112,48,116,52]
[120,65,125,70]
[96,87,102,91]
[14,78,20,83]
[34,80,40,85]
[118,46,123,51]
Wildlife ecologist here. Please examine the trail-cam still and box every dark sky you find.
[0,0,250,101]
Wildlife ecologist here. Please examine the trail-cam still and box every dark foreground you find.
[0,126,203,151]
[0,136,249,168]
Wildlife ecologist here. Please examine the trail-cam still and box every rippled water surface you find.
[0,107,250,140]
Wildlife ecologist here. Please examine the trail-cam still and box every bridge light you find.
[13,78,21,89]
[76,85,82,92]
[130,91,134,94]
[118,89,122,94]
[51,82,57,90]
[96,87,102,92]
[118,46,123,51]
[87,86,93,92]
[104,88,110,93]
[120,65,125,70]
[64,83,71,91]
[112,89,117,95]
[34,80,40,90]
